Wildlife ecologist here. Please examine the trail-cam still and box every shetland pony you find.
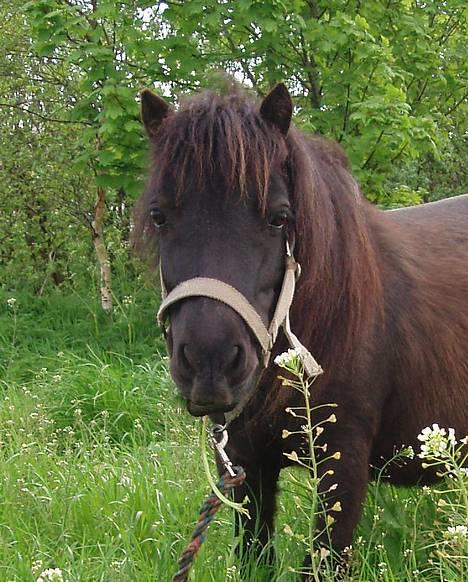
[135,82,468,577]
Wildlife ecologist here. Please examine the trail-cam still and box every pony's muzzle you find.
[167,297,260,415]
[177,342,247,414]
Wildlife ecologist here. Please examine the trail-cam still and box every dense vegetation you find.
[0,1,466,580]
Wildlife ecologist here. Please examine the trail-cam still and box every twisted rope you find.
[172,466,246,582]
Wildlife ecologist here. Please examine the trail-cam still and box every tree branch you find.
[0,102,92,125]
[361,129,385,170]
[445,91,468,116]
[339,49,353,142]
[299,31,321,109]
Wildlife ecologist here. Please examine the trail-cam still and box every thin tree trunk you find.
[92,185,112,313]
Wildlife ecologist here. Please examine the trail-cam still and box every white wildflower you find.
[226,564,238,581]
[274,348,303,368]
[403,548,413,557]
[447,427,456,446]
[445,525,468,539]
[134,418,143,430]
[377,562,387,574]
[401,445,415,459]
[342,545,353,556]
[32,560,43,575]
[7,297,17,308]
[417,424,457,459]
[36,567,67,582]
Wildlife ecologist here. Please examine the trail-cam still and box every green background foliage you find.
[0,1,466,580]
[0,0,465,294]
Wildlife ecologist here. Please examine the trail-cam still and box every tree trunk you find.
[92,185,112,314]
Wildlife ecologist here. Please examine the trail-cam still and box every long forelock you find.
[150,91,288,208]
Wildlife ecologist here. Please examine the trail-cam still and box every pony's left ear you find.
[260,83,292,136]
[141,88,170,138]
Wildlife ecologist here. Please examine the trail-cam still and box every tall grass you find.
[0,286,466,581]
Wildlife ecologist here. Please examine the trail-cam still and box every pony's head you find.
[135,82,380,418]
[139,84,294,417]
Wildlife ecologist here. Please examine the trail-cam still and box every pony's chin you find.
[184,367,262,419]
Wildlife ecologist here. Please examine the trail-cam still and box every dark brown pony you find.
[135,81,468,577]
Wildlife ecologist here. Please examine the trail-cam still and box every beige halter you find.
[157,242,323,422]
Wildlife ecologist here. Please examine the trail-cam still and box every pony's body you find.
[374,196,468,480]
[225,185,468,557]
[136,83,467,574]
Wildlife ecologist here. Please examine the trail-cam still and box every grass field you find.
[0,286,466,581]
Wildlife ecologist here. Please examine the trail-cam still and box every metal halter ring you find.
[209,424,236,477]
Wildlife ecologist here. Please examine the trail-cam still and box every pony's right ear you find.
[260,83,292,136]
[141,89,170,138]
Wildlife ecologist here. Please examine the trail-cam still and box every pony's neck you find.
[292,180,383,369]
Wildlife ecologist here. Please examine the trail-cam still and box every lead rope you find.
[172,425,246,582]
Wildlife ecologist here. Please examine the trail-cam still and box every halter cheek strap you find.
[156,243,323,422]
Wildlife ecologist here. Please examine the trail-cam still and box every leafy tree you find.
[26,1,467,205]
[0,1,94,293]
[160,0,467,202]
[24,0,164,309]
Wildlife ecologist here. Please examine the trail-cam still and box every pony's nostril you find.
[226,345,243,374]
[181,344,196,372]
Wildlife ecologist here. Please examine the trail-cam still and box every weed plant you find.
[0,286,466,581]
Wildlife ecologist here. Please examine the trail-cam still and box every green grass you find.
[0,287,466,581]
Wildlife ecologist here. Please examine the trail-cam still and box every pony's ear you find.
[260,83,292,136]
[141,89,170,137]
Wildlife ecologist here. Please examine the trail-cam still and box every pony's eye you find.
[269,212,289,230]
[150,208,166,228]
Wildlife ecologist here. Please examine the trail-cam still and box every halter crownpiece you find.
[157,241,323,382]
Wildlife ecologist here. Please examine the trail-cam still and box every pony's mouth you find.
[186,400,236,417]
[173,360,261,418]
